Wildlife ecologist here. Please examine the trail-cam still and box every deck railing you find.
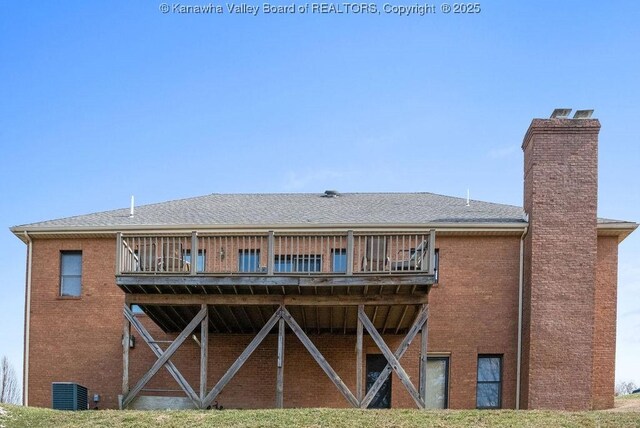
[116,230,435,276]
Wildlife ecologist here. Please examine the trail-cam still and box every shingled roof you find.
[10,192,634,232]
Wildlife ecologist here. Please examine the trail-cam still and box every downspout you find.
[515,226,528,410]
[23,231,33,406]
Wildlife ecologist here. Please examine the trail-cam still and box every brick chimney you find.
[520,111,600,410]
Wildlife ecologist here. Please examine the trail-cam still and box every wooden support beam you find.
[360,305,428,409]
[202,307,282,409]
[116,274,436,288]
[123,306,200,407]
[122,307,130,398]
[358,306,424,408]
[200,304,209,403]
[419,305,429,406]
[276,317,285,408]
[125,293,428,307]
[122,305,207,409]
[281,307,359,408]
[356,306,363,404]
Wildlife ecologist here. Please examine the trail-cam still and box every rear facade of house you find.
[12,115,637,411]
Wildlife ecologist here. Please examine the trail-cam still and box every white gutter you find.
[515,226,528,409]
[22,231,32,406]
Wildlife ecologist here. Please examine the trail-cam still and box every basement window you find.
[60,251,82,297]
[476,355,502,409]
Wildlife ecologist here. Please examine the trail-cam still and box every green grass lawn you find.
[1,396,639,428]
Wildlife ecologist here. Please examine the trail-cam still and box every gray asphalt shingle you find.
[14,192,526,229]
[11,192,630,230]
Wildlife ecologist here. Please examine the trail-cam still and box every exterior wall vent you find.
[52,382,88,411]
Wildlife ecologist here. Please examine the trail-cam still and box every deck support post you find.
[200,304,209,405]
[122,305,130,407]
[276,317,285,408]
[356,305,364,405]
[419,305,429,407]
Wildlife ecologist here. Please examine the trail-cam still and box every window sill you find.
[57,296,82,300]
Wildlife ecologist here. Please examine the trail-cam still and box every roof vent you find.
[573,109,594,119]
[550,108,572,118]
[323,190,340,198]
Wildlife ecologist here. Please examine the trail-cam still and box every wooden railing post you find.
[267,231,275,276]
[427,229,436,275]
[346,230,354,276]
[116,232,123,275]
[191,231,198,275]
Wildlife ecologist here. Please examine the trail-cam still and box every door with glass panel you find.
[425,357,449,409]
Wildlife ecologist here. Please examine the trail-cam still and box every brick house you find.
[11,113,637,411]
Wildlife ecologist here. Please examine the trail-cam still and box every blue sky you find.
[0,0,638,394]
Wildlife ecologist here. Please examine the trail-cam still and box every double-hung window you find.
[476,355,502,409]
[60,251,82,297]
[183,249,206,272]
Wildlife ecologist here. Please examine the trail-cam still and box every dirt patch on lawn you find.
[606,397,640,412]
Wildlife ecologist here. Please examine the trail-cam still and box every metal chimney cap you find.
[550,108,572,118]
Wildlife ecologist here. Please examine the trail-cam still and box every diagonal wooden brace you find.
[201,306,282,409]
[122,305,207,409]
[359,305,428,408]
[281,307,359,408]
[123,305,201,407]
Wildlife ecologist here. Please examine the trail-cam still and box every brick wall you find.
[26,234,524,409]
[521,118,600,410]
[591,236,618,409]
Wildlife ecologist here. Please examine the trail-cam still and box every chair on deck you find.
[390,240,429,271]
[158,242,190,272]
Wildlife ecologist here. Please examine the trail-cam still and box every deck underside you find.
[117,274,433,334]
